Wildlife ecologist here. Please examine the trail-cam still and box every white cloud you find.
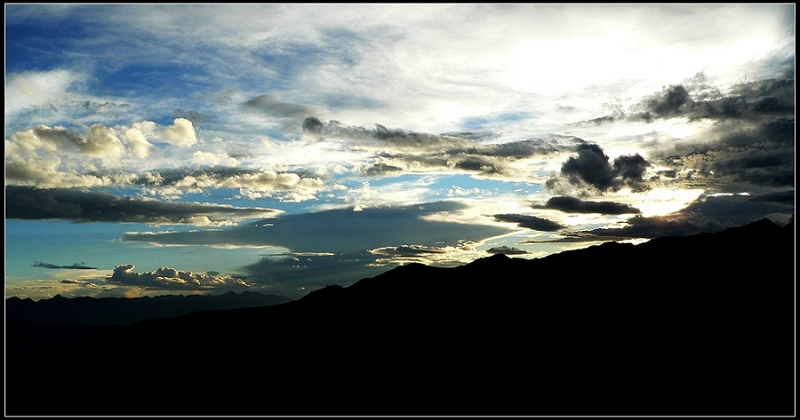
[123,125,157,158]
[161,118,198,147]
[192,150,239,167]
[5,69,82,117]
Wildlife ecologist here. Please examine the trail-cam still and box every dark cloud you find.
[6,186,280,225]
[557,143,652,192]
[368,244,449,257]
[122,201,513,252]
[560,143,618,191]
[174,109,207,125]
[531,192,794,243]
[364,162,403,176]
[613,154,652,189]
[576,76,794,125]
[677,192,795,227]
[533,196,641,215]
[486,246,529,255]
[239,252,386,296]
[747,189,794,205]
[33,261,98,270]
[302,118,581,176]
[454,156,503,174]
[572,212,733,240]
[242,94,317,119]
[650,117,794,190]
[108,264,255,292]
[635,84,692,122]
[302,116,324,133]
[493,214,563,231]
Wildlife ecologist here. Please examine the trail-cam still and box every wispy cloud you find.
[33,261,98,270]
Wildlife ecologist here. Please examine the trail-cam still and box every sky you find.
[5,4,795,301]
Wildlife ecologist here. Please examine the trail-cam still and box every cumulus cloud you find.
[9,124,124,157]
[486,246,529,255]
[493,214,564,231]
[192,151,240,167]
[555,143,652,192]
[108,264,254,292]
[533,196,641,214]
[143,167,327,201]
[161,118,198,147]
[6,186,280,226]
[122,124,157,158]
[367,243,486,267]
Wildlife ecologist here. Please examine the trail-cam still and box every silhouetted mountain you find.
[6,290,293,326]
[6,219,794,416]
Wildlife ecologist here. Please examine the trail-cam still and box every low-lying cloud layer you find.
[120,201,512,252]
[6,186,280,226]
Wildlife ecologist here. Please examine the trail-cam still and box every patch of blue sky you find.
[459,112,532,131]
[6,219,141,277]
[4,12,92,72]
[429,173,542,197]
[5,219,274,285]
[99,63,213,103]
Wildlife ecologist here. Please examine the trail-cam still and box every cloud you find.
[108,264,255,292]
[143,167,327,201]
[486,246,529,255]
[493,214,564,231]
[580,75,794,125]
[556,143,652,192]
[33,261,98,270]
[367,243,486,267]
[122,201,512,252]
[5,69,83,118]
[192,151,240,167]
[533,196,641,215]
[6,186,280,226]
[531,191,794,243]
[123,125,157,158]
[242,94,318,120]
[161,118,198,147]
[239,251,387,295]
[648,117,794,190]
[9,124,124,157]
[303,117,581,177]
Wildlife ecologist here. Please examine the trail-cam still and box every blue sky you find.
[5,4,795,300]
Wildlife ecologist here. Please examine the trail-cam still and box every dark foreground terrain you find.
[6,218,795,415]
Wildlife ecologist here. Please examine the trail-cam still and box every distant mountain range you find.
[6,218,795,416]
[7,290,293,326]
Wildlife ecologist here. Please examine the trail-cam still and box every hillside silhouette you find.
[6,218,794,415]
